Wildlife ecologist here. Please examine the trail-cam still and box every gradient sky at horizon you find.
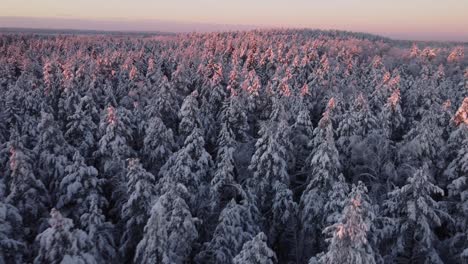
[2,0,468,41]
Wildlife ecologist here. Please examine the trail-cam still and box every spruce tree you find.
[300,100,344,259]
[147,76,180,131]
[398,104,446,184]
[158,126,213,215]
[384,164,447,264]
[65,96,98,158]
[211,122,237,209]
[34,109,71,201]
[80,196,116,263]
[232,232,277,264]
[270,181,298,263]
[350,93,379,138]
[380,88,405,140]
[56,151,105,223]
[195,199,260,264]
[134,184,198,264]
[96,105,133,215]
[315,182,376,264]
[0,180,24,264]
[179,90,202,141]
[248,102,291,212]
[97,105,133,177]
[220,95,250,142]
[120,158,156,262]
[7,139,49,241]
[142,115,175,176]
[292,106,314,172]
[34,209,96,264]
[445,124,468,262]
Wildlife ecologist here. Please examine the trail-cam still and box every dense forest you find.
[0,29,467,264]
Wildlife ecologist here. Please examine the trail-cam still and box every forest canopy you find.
[0,29,467,264]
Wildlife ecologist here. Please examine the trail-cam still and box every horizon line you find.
[1,16,468,43]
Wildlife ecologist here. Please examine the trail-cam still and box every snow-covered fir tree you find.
[134,184,198,264]
[445,124,468,262]
[6,138,49,241]
[34,209,96,264]
[0,180,24,264]
[178,90,202,141]
[232,232,277,264]
[195,198,260,264]
[97,105,134,177]
[207,63,228,113]
[350,93,379,138]
[80,196,116,263]
[398,103,446,183]
[142,115,175,176]
[220,95,250,142]
[322,174,350,226]
[313,182,376,264]
[300,99,345,260]
[248,100,292,212]
[119,158,156,262]
[384,164,448,264]
[64,96,98,158]
[336,94,372,176]
[291,105,314,172]
[34,109,71,201]
[158,126,213,216]
[210,122,237,209]
[146,76,180,131]
[96,105,133,216]
[380,88,405,140]
[56,151,105,223]
[269,181,298,262]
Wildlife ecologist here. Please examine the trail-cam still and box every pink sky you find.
[1,0,468,41]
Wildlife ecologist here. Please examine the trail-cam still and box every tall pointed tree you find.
[179,90,202,141]
[247,98,297,262]
[384,164,448,264]
[210,122,237,209]
[445,124,468,262]
[80,195,116,263]
[146,76,180,132]
[96,105,133,215]
[195,198,260,264]
[314,182,376,264]
[398,104,446,183]
[300,98,345,260]
[133,184,198,264]
[158,126,213,216]
[0,180,24,264]
[270,181,298,263]
[97,105,133,178]
[232,232,277,264]
[56,152,105,224]
[7,138,49,242]
[34,109,71,201]
[248,100,291,212]
[65,96,98,158]
[119,158,156,263]
[34,209,96,264]
[292,105,314,172]
[380,88,405,141]
[220,95,250,142]
[142,115,175,176]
